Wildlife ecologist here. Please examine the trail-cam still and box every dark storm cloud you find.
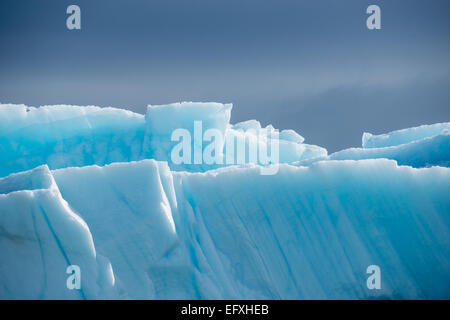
[0,0,449,152]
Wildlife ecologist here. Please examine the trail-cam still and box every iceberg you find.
[329,130,450,168]
[0,102,449,299]
[362,122,450,148]
[0,102,326,177]
[295,125,450,168]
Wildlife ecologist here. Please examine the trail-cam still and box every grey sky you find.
[1,0,449,152]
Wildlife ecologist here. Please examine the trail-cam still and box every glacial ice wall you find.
[1,160,449,299]
[170,161,450,299]
[0,102,449,299]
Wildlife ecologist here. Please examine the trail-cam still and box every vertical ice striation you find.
[0,166,118,299]
[171,161,450,299]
